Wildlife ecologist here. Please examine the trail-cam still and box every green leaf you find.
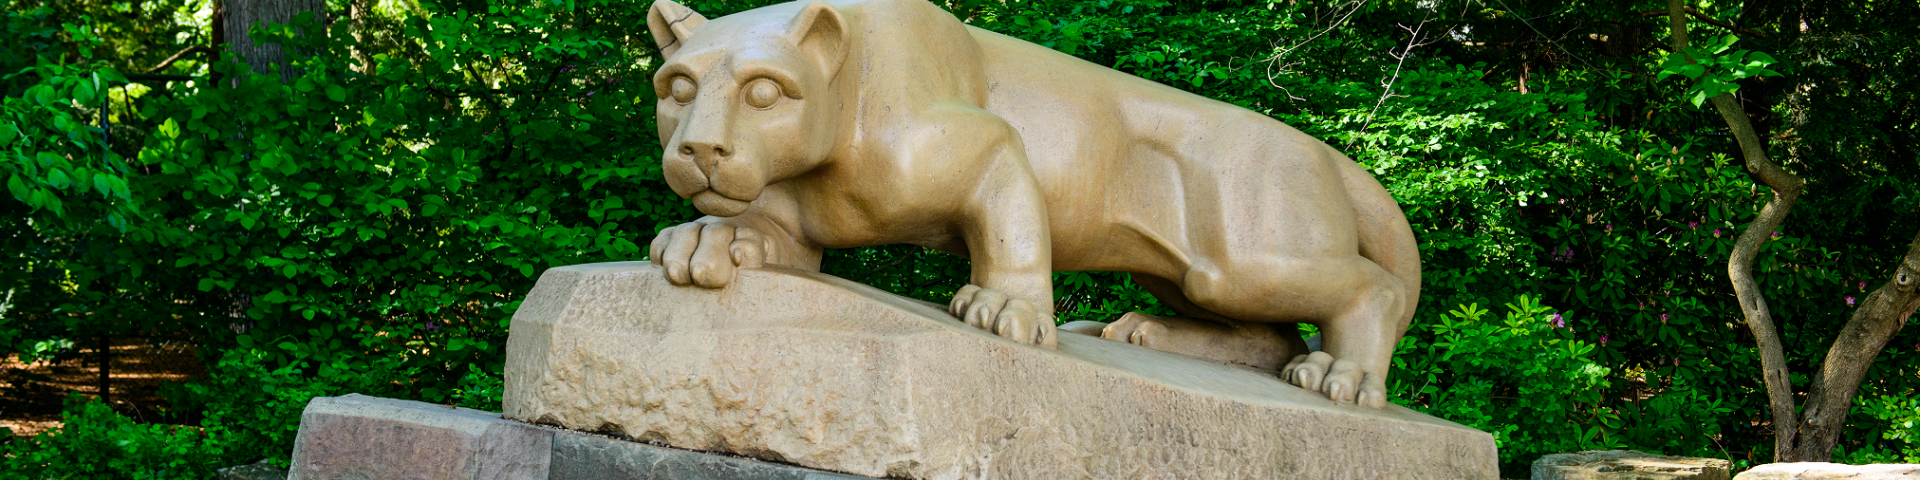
[45,168,71,189]
[94,68,128,84]
[317,194,335,206]
[6,174,27,201]
[72,80,96,105]
[0,122,16,146]
[325,84,346,102]
[31,85,55,106]
[159,117,180,139]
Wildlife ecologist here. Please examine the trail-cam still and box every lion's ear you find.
[648,0,708,57]
[786,1,849,78]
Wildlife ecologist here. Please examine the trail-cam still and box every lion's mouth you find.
[691,190,752,217]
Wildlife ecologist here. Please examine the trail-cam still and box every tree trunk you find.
[1784,231,1920,460]
[1671,0,1920,463]
[349,0,370,73]
[222,0,327,83]
[1668,0,1807,461]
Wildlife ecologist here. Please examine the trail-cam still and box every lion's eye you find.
[743,79,782,109]
[670,77,696,103]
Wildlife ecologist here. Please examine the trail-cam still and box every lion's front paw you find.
[648,222,768,288]
[948,285,1058,349]
[1281,352,1388,408]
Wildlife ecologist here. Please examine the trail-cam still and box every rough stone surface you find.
[288,394,553,480]
[1735,462,1920,479]
[552,429,872,480]
[287,393,883,480]
[219,461,289,480]
[504,262,1500,480]
[1533,450,1732,480]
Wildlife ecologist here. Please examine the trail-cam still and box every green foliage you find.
[0,395,227,480]
[1838,394,1920,464]
[1656,35,1783,107]
[4,0,1920,473]
[1392,297,1616,466]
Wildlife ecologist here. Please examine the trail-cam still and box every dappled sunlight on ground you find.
[0,338,205,437]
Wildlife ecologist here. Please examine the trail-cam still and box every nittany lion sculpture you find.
[643,0,1420,408]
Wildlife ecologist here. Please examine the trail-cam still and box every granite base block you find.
[504,262,1500,480]
[287,394,875,480]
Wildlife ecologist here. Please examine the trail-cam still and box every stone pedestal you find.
[504,262,1499,480]
[1533,450,1732,480]
[1735,462,1920,479]
[287,394,874,480]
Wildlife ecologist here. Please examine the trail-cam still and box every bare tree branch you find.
[146,46,213,74]
[1361,19,1439,132]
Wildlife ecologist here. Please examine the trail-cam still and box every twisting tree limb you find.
[1672,0,1920,462]
[1668,0,1806,461]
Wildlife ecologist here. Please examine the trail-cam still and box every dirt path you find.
[0,337,205,437]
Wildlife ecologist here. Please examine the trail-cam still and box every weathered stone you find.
[288,394,553,480]
[1533,450,1731,480]
[552,429,873,480]
[1734,462,1920,479]
[504,262,1499,480]
[219,460,289,480]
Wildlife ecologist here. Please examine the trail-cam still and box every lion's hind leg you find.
[1083,273,1309,370]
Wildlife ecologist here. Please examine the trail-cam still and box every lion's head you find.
[648,0,850,217]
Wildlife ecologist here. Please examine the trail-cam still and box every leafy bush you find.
[1838,394,1920,464]
[0,395,226,480]
[1392,297,1614,468]
[5,0,1920,473]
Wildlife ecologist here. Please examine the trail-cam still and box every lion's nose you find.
[679,141,731,176]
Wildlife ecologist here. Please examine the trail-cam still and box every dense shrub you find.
[0,395,226,479]
[4,0,1919,476]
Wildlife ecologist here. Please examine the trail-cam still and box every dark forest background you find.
[3,0,1918,477]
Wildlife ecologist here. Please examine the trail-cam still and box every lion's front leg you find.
[941,131,1058,349]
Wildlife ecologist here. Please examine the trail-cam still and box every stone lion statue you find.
[642,0,1420,408]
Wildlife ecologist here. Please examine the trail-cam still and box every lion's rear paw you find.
[1281,352,1387,408]
[1100,313,1298,370]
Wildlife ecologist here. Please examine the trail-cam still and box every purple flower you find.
[1689,222,1699,228]
[1605,225,1614,232]
[423,322,442,331]
[1659,313,1670,322]
[1637,302,1645,309]
[1771,231,1782,239]
[1674,358,1681,366]
[1859,281,1868,289]
[1549,313,1565,328]
[1846,296,1856,306]
[1599,334,1610,346]
[1713,229,1723,236]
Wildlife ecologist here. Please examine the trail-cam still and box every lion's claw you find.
[1282,351,1386,408]
[950,285,1058,348]
[649,222,769,288]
